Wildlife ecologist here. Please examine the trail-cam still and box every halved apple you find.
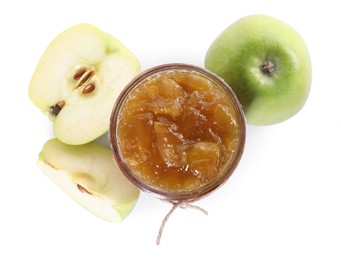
[29,24,140,145]
[37,138,140,222]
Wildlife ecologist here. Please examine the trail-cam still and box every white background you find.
[1,0,340,259]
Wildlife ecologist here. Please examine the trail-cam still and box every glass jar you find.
[109,63,246,203]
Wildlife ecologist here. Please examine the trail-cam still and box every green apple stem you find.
[260,60,275,76]
[156,200,208,245]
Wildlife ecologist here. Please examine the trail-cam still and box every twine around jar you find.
[156,200,208,245]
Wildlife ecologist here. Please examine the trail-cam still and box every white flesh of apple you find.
[37,138,140,222]
[29,24,140,145]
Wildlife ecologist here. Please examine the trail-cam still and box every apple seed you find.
[73,69,86,80]
[45,160,57,169]
[82,84,95,94]
[77,184,92,195]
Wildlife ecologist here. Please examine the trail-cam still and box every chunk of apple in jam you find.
[168,72,212,93]
[213,104,237,132]
[118,113,154,166]
[154,121,184,167]
[147,77,185,118]
[185,142,221,182]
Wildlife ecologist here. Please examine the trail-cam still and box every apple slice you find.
[29,24,140,145]
[37,138,140,222]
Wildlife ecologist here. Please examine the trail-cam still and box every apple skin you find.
[37,138,140,222]
[205,14,312,125]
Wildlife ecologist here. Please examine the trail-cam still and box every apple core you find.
[110,64,246,202]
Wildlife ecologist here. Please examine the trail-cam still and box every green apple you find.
[205,14,312,125]
[37,138,140,222]
[29,24,140,144]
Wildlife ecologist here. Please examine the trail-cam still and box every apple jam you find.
[110,64,245,201]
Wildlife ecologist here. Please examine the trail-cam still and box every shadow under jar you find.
[110,63,246,203]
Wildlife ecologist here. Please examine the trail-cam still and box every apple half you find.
[37,138,140,222]
[29,24,140,145]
